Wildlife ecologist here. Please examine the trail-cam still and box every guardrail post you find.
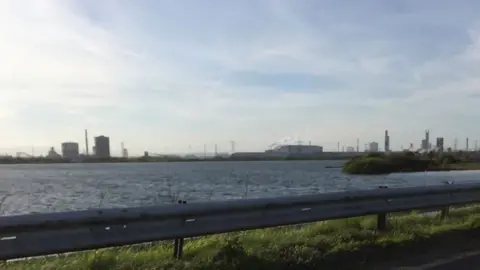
[174,200,187,259]
[440,181,453,220]
[377,185,388,231]
[440,207,450,220]
[377,213,387,231]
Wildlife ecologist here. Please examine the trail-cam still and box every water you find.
[1,160,480,216]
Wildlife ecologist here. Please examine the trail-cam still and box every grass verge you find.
[7,206,480,270]
[449,162,480,170]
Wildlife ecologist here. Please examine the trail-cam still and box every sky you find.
[1,0,480,156]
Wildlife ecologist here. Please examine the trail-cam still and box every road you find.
[424,251,480,269]
[366,227,480,270]
[390,250,480,269]
[372,249,480,270]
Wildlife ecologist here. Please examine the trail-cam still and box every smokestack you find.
[230,141,235,153]
[384,130,390,152]
[85,129,89,156]
[425,130,430,150]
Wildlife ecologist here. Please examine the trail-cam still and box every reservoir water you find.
[1,160,480,215]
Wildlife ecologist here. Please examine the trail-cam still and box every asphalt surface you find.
[425,251,480,270]
[378,250,480,270]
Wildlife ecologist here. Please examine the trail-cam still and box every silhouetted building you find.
[422,130,430,150]
[384,130,390,152]
[94,136,110,158]
[47,147,61,159]
[271,145,323,154]
[61,142,79,159]
[436,137,444,151]
[368,142,379,152]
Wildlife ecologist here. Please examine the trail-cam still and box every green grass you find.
[342,151,480,174]
[7,206,480,270]
[449,162,480,170]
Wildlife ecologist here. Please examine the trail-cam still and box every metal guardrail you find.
[2,182,480,261]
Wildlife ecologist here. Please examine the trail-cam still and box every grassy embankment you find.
[7,205,480,270]
[343,151,480,175]
[0,155,354,165]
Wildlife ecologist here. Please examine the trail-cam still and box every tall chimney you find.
[85,129,89,156]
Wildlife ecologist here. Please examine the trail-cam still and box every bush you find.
[342,156,395,174]
[365,153,385,158]
[342,152,433,175]
[438,154,457,165]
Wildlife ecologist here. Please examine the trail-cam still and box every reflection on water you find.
[0,161,479,215]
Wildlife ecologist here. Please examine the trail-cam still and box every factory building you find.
[47,147,61,159]
[61,142,79,160]
[384,130,390,152]
[271,145,323,154]
[436,137,444,151]
[94,136,111,158]
[422,130,430,150]
[368,142,379,152]
[231,144,324,159]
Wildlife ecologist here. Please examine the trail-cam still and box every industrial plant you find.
[2,127,480,163]
[231,143,325,159]
[32,129,117,162]
[46,128,480,160]
[61,142,79,160]
[93,135,110,158]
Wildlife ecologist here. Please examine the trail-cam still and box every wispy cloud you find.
[1,0,480,154]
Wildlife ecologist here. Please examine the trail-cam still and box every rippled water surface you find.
[1,160,480,215]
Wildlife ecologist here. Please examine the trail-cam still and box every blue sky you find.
[1,0,480,155]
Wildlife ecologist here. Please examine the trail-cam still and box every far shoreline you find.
[0,156,351,165]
